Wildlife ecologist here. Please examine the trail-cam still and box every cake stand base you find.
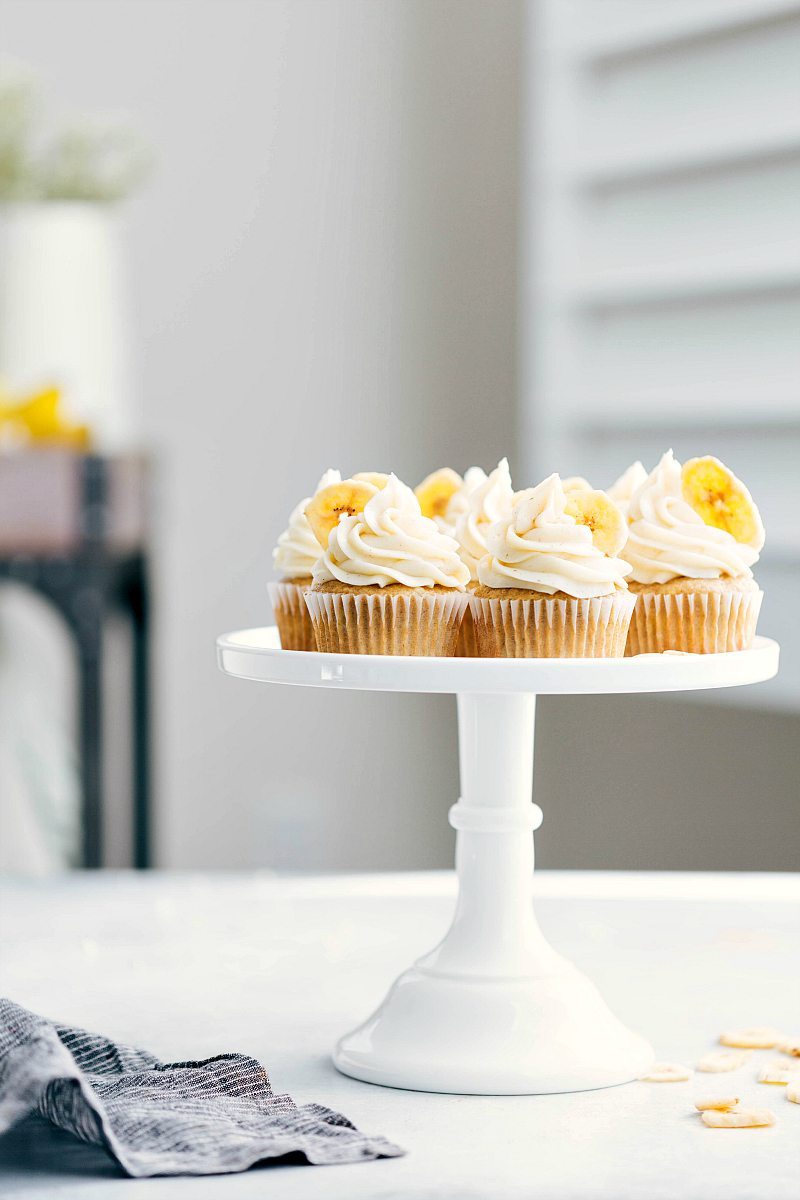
[335,690,653,1094]
[334,964,653,1095]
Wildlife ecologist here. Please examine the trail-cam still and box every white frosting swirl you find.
[455,458,515,580]
[608,461,648,516]
[314,474,470,589]
[477,474,632,598]
[436,466,488,534]
[273,468,340,579]
[625,450,760,584]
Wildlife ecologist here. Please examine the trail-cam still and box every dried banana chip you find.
[639,1062,692,1083]
[759,1062,799,1085]
[695,1096,740,1112]
[701,1107,775,1128]
[719,1027,780,1050]
[786,1082,800,1104]
[777,1037,800,1058]
[697,1049,751,1072]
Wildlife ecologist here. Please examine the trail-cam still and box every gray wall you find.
[3,0,797,873]
[534,696,800,872]
[1,0,520,868]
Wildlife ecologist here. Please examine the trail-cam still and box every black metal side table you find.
[0,451,151,868]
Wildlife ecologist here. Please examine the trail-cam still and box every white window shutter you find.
[522,0,800,708]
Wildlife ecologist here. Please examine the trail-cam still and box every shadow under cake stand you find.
[217,628,779,1095]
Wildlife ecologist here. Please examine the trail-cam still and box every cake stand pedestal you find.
[217,629,778,1095]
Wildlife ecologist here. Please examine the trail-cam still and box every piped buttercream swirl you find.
[625,451,760,584]
[436,466,488,534]
[455,458,515,580]
[314,474,470,588]
[477,474,632,598]
[273,468,341,579]
[608,461,648,516]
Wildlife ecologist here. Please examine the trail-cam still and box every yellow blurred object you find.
[0,385,92,449]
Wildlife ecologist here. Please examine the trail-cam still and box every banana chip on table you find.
[639,1062,692,1083]
[719,1027,780,1050]
[758,1060,800,1085]
[701,1107,775,1128]
[697,1049,752,1072]
[695,1096,740,1111]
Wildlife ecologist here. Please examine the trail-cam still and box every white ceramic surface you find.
[4,871,798,1199]
[217,627,779,695]
[216,629,779,1094]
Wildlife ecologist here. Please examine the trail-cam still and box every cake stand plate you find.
[217,629,778,1095]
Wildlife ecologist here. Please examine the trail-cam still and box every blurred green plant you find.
[0,68,150,203]
[0,74,36,199]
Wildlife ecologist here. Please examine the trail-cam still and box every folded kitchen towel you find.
[0,999,404,1177]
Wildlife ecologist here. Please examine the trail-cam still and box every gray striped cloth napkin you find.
[0,999,404,1176]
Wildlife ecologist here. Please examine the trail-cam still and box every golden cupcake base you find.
[268,579,316,651]
[626,578,762,655]
[469,590,636,659]
[305,584,469,656]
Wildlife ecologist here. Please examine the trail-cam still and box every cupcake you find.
[415,465,490,537]
[269,468,340,650]
[304,474,470,655]
[470,474,636,658]
[608,461,648,517]
[624,450,764,655]
[453,458,515,656]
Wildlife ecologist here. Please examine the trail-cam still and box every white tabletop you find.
[1,870,798,1199]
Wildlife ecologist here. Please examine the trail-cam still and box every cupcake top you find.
[313,473,470,589]
[455,458,515,580]
[608,461,648,515]
[438,466,488,533]
[625,450,762,585]
[477,474,632,598]
[273,468,341,580]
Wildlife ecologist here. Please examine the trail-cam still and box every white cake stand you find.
[217,628,779,1095]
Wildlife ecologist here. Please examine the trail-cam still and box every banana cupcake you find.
[269,468,340,650]
[625,450,764,654]
[470,474,635,658]
[452,458,515,656]
[304,473,470,655]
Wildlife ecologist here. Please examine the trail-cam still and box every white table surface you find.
[1,870,798,1200]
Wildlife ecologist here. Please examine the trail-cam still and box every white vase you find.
[0,202,135,450]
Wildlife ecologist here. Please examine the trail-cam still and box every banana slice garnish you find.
[305,479,378,548]
[565,489,628,557]
[415,468,462,519]
[682,456,764,550]
[352,472,391,489]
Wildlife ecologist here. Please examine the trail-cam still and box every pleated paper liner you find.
[268,580,316,651]
[304,588,469,656]
[625,587,762,656]
[456,605,480,657]
[469,591,636,658]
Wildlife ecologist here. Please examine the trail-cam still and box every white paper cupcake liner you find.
[304,589,469,656]
[625,588,762,656]
[268,580,316,651]
[468,592,637,658]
